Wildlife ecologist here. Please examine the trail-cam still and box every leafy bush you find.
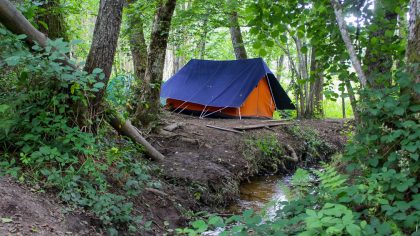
[287,125,333,162]
[244,135,285,174]
[0,29,154,233]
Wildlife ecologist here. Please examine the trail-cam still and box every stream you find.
[229,175,290,218]
[204,175,290,235]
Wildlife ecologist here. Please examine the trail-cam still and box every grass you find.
[323,98,354,119]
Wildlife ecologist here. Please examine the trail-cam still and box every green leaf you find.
[280,34,288,43]
[5,56,20,66]
[92,68,103,74]
[93,82,105,89]
[1,218,13,223]
[346,224,361,236]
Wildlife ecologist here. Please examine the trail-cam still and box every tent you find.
[160,58,295,119]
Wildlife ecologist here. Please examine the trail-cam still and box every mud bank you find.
[138,112,350,234]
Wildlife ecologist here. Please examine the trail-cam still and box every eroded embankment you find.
[135,112,350,234]
[0,114,350,235]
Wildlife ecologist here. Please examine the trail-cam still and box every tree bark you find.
[129,17,148,82]
[135,0,177,126]
[229,10,247,59]
[0,0,48,47]
[331,0,367,87]
[345,80,360,123]
[276,55,284,80]
[199,18,208,60]
[84,0,124,120]
[363,0,399,87]
[405,0,420,103]
[35,0,68,41]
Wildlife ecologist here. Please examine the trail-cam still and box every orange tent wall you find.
[166,77,276,118]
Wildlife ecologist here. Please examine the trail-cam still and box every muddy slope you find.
[0,177,101,235]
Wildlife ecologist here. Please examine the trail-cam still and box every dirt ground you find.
[0,177,101,236]
[0,112,350,235]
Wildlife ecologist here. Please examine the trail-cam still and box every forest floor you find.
[0,112,351,235]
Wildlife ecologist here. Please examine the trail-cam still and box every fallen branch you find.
[206,125,243,134]
[145,187,168,197]
[108,115,164,162]
[233,122,291,131]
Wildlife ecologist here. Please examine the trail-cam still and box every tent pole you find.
[199,105,208,119]
[238,108,242,120]
[202,106,228,118]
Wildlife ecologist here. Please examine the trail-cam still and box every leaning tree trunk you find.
[134,0,177,127]
[83,0,124,125]
[228,0,247,60]
[229,11,247,59]
[331,0,367,88]
[35,0,68,41]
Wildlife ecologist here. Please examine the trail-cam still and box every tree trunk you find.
[276,55,284,80]
[199,18,208,60]
[35,0,68,41]
[129,17,148,82]
[82,0,124,126]
[135,0,177,127]
[363,0,399,87]
[229,10,247,59]
[0,0,48,47]
[331,0,367,87]
[405,0,420,103]
[172,46,180,75]
[293,35,309,118]
[345,80,360,123]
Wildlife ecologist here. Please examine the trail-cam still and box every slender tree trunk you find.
[331,0,367,87]
[345,80,360,123]
[83,0,124,124]
[293,35,309,118]
[35,0,68,41]
[276,55,284,79]
[405,0,420,103]
[129,17,148,81]
[172,45,180,75]
[199,18,208,59]
[363,0,399,87]
[229,10,247,59]
[341,94,346,118]
[135,0,177,126]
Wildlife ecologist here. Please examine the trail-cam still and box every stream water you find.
[228,175,289,218]
[204,175,289,235]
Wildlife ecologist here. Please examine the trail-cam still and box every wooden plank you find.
[206,125,243,134]
[233,122,292,130]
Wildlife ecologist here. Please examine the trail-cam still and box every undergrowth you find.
[0,30,156,234]
[243,135,285,174]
